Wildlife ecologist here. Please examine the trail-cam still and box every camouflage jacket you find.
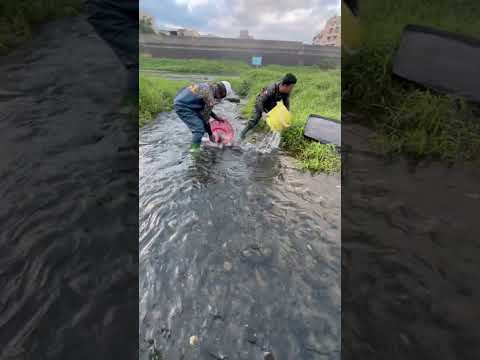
[255,83,290,113]
[187,83,216,122]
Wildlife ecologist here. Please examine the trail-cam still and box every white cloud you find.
[279,8,314,23]
[162,23,183,30]
[216,0,339,42]
[259,8,314,25]
[208,15,236,31]
[148,0,340,42]
[175,0,209,12]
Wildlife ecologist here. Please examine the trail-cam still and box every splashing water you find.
[255,131,282,154]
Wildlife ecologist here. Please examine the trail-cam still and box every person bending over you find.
[240,73,297,139]
[174,81,232,152]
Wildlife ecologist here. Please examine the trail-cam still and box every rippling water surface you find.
[0,18,138,359]
[139,97,341,359]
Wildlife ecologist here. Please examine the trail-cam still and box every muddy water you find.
[139,95,341,359]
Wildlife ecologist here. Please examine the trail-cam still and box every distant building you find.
[239,30,253,39]
[313,15,340,47]
[169,28,200,37]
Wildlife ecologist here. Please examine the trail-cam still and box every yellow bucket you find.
[266,101,292,133]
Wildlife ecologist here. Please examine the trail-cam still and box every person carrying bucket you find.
[240,73,297,139]
[174,80,233,152]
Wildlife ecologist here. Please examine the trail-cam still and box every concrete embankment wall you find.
[140,34,340,66]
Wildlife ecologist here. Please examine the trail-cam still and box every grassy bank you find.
[140,56,250,75]
[140,58,341,173]
[139,75,187,127]
[344,0,480,162]
[0,0,83,54]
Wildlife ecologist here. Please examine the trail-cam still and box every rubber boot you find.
[190,143,201,153]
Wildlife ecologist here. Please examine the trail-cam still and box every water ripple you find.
[140,97,340,359]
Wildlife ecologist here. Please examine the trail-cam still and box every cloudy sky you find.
[140,0,340,43]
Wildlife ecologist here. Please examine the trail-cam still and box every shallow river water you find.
[139,96,341,359]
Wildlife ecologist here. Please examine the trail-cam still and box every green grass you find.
[139,75,187,127]
[0,0,83,54]
[139,58,341,173]
[140,56,250,75]
[344,0,480,162]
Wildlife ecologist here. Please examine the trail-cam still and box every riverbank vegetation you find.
[0,0,83,54]
[140,56,250,75]
[140,57,341,173]
[139,75,187,127]
[344,0,480,162]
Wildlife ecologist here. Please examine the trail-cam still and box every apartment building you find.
[313,15,341,47]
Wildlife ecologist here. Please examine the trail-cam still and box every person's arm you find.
[196,84,216,125]
[210,111,220,120]
[283,94,290,110]
[199,108,213,137]
[204,121,213,137]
